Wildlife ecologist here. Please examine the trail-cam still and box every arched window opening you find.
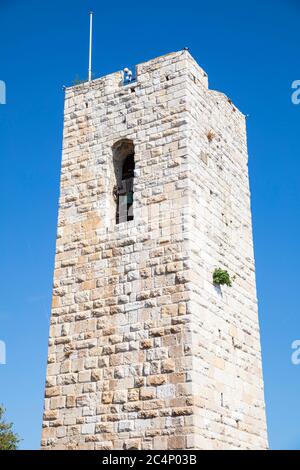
[113,140,135,224]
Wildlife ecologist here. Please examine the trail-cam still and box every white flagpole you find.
[88,11,93,82]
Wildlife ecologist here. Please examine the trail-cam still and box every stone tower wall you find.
[184,54,268,449]
[41,50,268,450]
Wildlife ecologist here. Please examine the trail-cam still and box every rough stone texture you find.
[41,50,268,450]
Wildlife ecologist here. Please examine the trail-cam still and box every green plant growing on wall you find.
[213,268,232,287]
[72,75,87,86]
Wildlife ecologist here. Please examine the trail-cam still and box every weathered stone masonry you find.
[41,50,268,449]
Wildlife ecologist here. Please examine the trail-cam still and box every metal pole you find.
[88,11,93,82]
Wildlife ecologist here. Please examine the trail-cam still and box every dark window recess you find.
[116,154,135,224]
[113,140,135,224]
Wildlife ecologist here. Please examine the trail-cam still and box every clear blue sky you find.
[0,0,299,450]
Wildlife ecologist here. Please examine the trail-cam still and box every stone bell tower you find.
[41,50,268,450]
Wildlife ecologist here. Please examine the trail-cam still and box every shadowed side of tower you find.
[41,50,268,450]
